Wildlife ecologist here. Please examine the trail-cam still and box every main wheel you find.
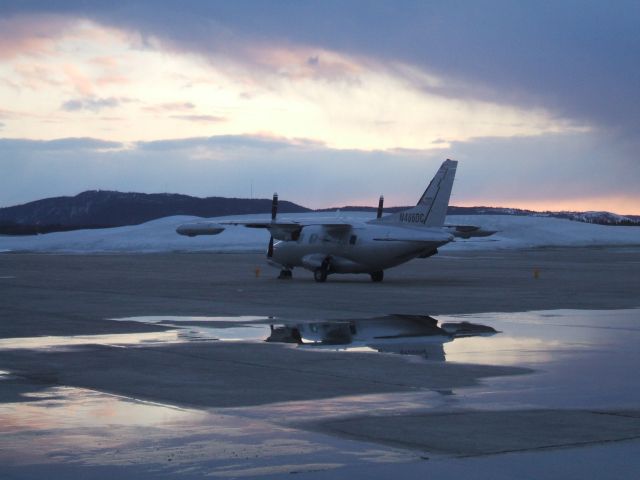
[370,271,384,282]
[278,269,292,280]
[314,268,328,283]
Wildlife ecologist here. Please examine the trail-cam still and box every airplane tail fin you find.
[377,159,458,228]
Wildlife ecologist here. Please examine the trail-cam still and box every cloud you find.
[135,134,304,152]
[6,1,634,135]
[12,62,63,90]
[0,137,123,151]
[0,6,596,150]
[143,102,196,113]
[61,96,122,112]
[169,114,226,123]
[1,132,638,214]
[0,13,72,59]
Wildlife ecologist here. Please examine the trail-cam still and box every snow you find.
[1,212,640,253]
[445,214,640,251]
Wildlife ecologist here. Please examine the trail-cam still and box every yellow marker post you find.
[533,268,540,279]
[255,267,261,278]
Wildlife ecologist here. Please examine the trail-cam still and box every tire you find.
[314,268,328,283]
[370,271,384,282]
[278,270,292,280]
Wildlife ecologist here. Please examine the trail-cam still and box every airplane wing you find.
[220,220,351,228]
[217,220,302,241]
[218,220,353,241]
[221,220,299,229]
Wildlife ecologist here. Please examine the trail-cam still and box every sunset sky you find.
[1,1,638,213]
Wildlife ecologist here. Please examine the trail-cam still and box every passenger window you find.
[309,234,318,244]
[349,235,357,245]
[297,234,304,243]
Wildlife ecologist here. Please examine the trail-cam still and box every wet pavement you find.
[1,309,640,478]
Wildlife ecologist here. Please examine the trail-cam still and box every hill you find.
[0,191,310,235]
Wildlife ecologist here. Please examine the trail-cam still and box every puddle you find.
[443,309,640,366]
[0,386,200,434]
[0,331,183,350]
[278,315,498,361]
[111,313,498,362]
[114,315,269,324]
[0,317,273,351]
[0,385,417,473]
[440,309,640,409]
[5,310,638,374]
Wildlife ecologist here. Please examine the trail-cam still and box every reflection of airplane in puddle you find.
[177,160,495,282]
[266,314,497,361]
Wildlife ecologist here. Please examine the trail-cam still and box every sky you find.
[0,1,638,213]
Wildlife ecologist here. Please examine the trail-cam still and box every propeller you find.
[267,193,278,257]
[377,195,384,219]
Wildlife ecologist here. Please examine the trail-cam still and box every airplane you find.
[177,159,493,282]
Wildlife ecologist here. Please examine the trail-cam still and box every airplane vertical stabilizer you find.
[377,159,458,228]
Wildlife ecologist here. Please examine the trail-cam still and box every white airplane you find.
[177,159,491,282]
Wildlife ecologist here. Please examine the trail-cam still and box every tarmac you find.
[1,247,640,478]
[1,247,639,338]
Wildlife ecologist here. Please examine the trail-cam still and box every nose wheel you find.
[278,269,292,280]
[370,271,384,282]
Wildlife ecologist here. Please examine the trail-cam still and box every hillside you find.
[0,191,310,234]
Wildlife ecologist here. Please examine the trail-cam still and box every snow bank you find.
[444,215,640,251]
[1,212,639,253]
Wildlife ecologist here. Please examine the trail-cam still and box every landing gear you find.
[314,268,328,283]
[314,257,331,283]
[278,269,293,280]
[370,271,384,282]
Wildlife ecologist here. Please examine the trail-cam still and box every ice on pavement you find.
[1,212,640,253]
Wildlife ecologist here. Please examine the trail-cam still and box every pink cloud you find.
[169,114,226,123]
[89,56,121,68]
[244,45,364,83]
[0,14,73,59]
[143,102,197,113]
[95,74,131,86]
[0,109,16,119]
[12,62,62,90]
[62,63,94,96]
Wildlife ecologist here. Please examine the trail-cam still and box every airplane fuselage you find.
[271,221,453,274]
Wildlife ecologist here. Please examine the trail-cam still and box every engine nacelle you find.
[176,222,225,237]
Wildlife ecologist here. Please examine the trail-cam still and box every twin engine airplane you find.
[177,159,492,282]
